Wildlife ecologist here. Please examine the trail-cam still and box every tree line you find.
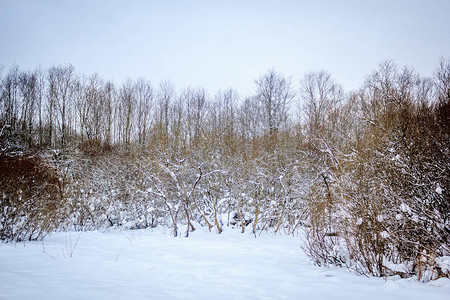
[0,60,449,281]
[0,65,300,153]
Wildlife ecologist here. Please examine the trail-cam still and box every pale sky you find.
[1,0,449,96]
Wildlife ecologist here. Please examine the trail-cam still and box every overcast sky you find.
[1,0,449,96]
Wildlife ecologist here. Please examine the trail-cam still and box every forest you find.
[0,59,449,281]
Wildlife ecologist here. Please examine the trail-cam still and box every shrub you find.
[0,153,64,241]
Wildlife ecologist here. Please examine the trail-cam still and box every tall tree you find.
[35,67,46,147]
[254,69,294,137]
[185,88,207,147]
[156,81,175,147]
[119,80,136,147]
[300,70,344,140]
[135,79,154,145]
[213,89,238,150]
[103,81,116,147]
[48,65,75,148]
[1,65,20,131]
[18,71,37,146]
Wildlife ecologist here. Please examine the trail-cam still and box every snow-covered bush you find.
[304,61,450,280]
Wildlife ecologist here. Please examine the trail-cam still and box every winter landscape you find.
[1,1,450,299]
[1,227,449,300]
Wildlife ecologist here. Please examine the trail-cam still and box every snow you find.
[400,203,411,213]
[384,260,412,274]
[435,183,443,195]
[380,231,390,239]
[1,227,449,300]
[436,256,450,274]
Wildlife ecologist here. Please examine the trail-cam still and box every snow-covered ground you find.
[0,227,449,300]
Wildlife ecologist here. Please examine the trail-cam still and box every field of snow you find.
[1,227,449,300]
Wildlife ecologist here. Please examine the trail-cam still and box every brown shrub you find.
[0,153,64,241]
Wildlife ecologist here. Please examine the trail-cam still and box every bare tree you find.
[1,65,20,131]
[238,97,261,142]
[85,74,105,145]
[18,70,38,146]
[212,89,238,150]
[119,80,136,148]
[103,81,116,147]
[48,65,75,148]
[154,81,175,147]
[434,58,450,104]
[75,74,98,146]
[184,88,207,147]
[300,70,344,140]
[35,67,46,147]
[135,79,154,145]
[170,94,186,153]
[254,69,295,137]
